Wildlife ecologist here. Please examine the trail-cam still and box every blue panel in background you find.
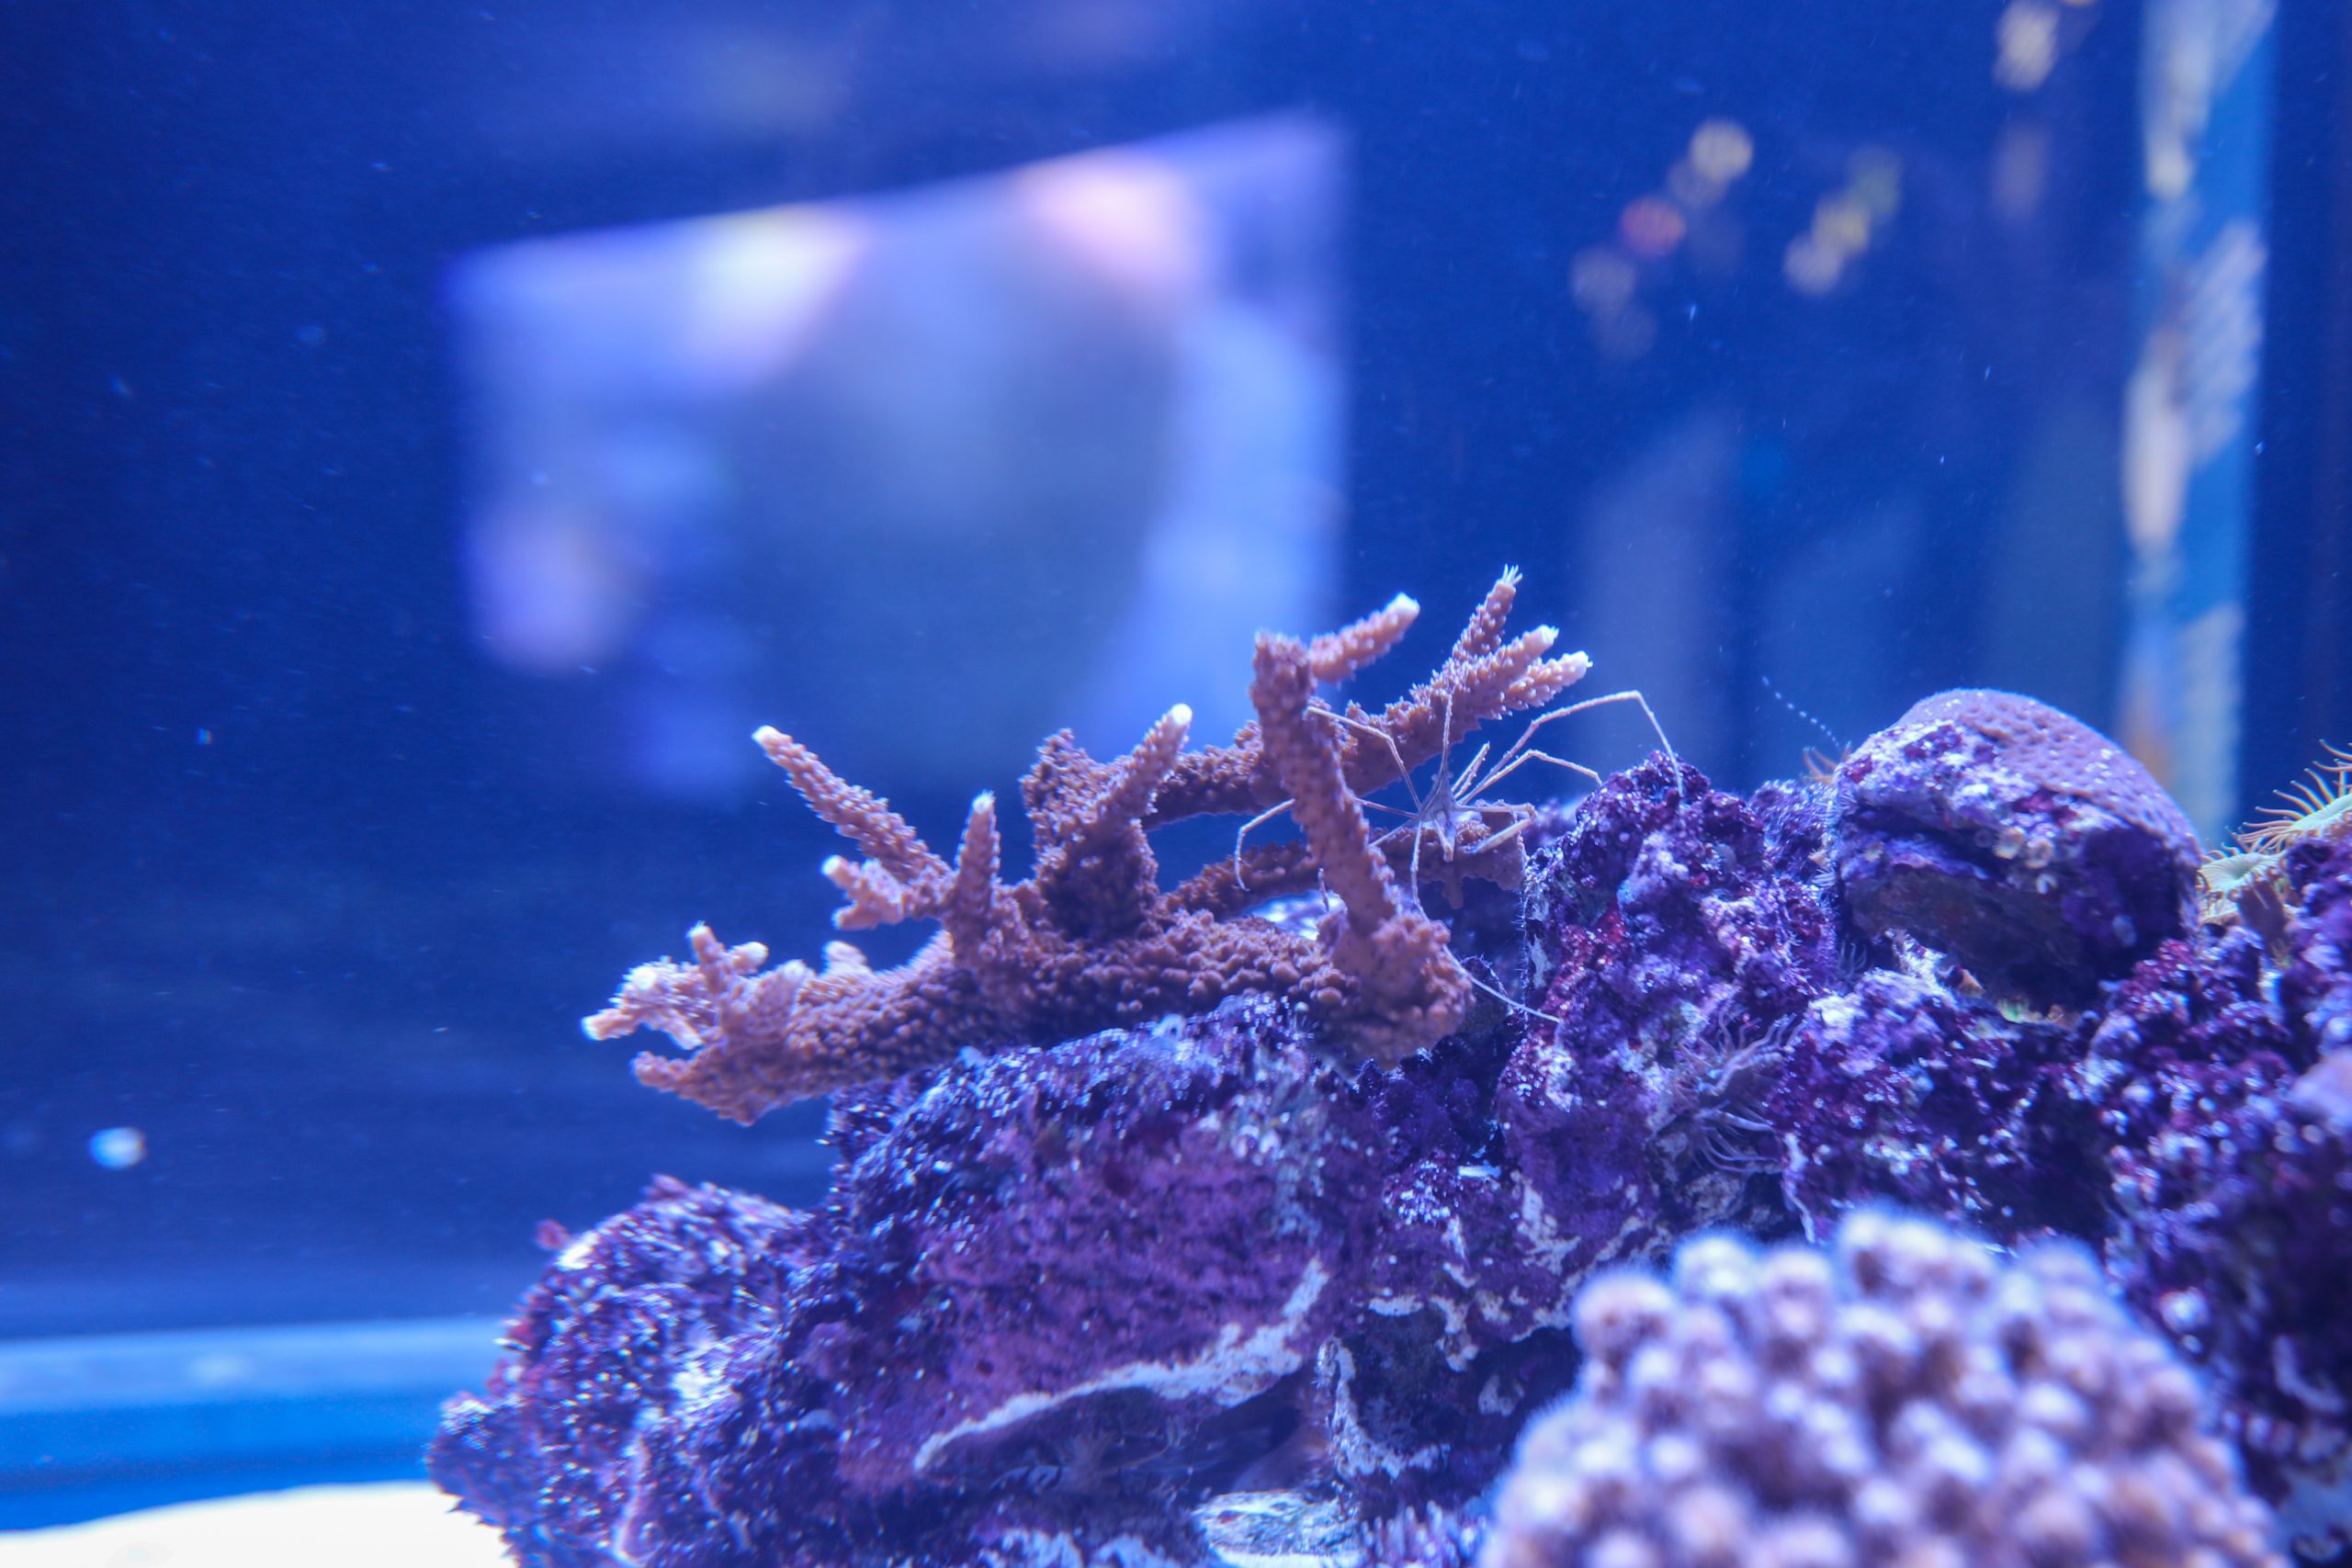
[0,1319,500,1529]
[2117,0,2279,839]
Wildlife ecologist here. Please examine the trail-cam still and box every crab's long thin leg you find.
[1493,688,1678,801]
[1499,688,1670,761]
[1316,706,1427,818]
[1467,807,1539,858]
[1449,740,1496,807]
[1476,747,1606,796]
[1463,964,1565,1026]
[1230,798,1297,892]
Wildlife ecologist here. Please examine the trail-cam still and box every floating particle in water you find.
[1782,150,1902,298]
[1812,193,1874,257]
[90,1126,147,1169]
[1592,302,1658,361]
[1991,119,2052,220]
[1666,158,1725,211]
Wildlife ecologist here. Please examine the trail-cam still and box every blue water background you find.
[12,0,2336,1525]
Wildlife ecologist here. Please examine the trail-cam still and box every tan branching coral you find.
[1148,569,1592,828]
[586,575,1590,1122]
[1250,631,1470,1062]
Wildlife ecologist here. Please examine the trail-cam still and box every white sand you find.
[4,1482,508,1566]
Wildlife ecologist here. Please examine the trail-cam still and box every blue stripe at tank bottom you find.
[0,1316,503,1530]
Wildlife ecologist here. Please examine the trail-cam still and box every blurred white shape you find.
[677,209,867,393]
[1016,149,1210,311]
[450,116,1343,802]
[89,1126,146,1170]
[2140,0,2278,199]
[6,1483,505,1567]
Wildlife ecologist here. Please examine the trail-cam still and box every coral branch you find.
[1251,633,1470,1065]
[757,726,946,891]
[1149,579,1596,824]
[1075,703,1192,850]
[821,855,918,930]
[1443,565,1519,665]
[1250,635,1400,930]
[1307,592,1420,682]
[591,574,1569,1117]
[942,793,1000,965]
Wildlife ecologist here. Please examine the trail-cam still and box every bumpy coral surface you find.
[1486,1213,2282,1568]
[1831,689,2201,1004]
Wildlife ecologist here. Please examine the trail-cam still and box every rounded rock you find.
[1830,689,2201,1003]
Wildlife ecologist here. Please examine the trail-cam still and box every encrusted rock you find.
[1765,965,2102,1243]
[434,1006,1383,1567]
[1329,757,1831,1512]
[437,726,2352,1566]
[1830,688,2201,1003]
[2088,859,2352,1560]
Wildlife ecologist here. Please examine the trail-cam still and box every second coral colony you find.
[434,573,2352,1568]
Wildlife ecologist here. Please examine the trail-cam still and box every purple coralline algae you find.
[1484,1213,2282,1568]
[437,637,2352,1566]
[437,1010,1382,1567]
[1325,759,1833,1515]
[1829,689,2202,1005]
[2091,843,2352,1560]
[2282,840,2352,1057]
[1762,964,2104,1243]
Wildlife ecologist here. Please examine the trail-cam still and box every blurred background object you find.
[453,118,1341,802]
[2116,0,2278,839]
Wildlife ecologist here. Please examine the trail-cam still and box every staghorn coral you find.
[1148,569,1593,829]
[1484,1213,2283,1568]
[587,575,1589,1121]
[1250,629,1471,1066]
